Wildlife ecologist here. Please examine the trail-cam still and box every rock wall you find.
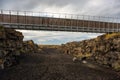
[0,26,24,69]
[0,26,39,69]
[61,33,120,71]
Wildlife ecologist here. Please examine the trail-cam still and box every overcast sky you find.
[0,0,119,44]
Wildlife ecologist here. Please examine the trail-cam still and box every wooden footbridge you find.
[0,10,120,33]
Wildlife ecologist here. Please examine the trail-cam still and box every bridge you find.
[0,10,120,33]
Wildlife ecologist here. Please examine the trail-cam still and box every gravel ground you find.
[0,49,120,80]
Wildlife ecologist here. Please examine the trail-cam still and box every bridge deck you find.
[0,10,120,33]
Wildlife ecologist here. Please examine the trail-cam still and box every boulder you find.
[22,40,39,53]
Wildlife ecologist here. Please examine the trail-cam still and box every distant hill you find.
[38,45,60,49]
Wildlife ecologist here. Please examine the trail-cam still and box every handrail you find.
[0,9,120,33]
[0,9,120,23]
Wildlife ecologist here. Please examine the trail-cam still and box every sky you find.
[0,0,119,44]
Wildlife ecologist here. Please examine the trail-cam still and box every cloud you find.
[1,0,120,16]
[17,30,102,44]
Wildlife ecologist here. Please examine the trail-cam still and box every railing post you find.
[24,11,27,29]
[113,18,116,30]
[76,15,79,32]
[107,17,109,33]
[16,10,19,29]
[39,12,40,26]
[9,10,11,23]
[70,14,72,31]
[118,18,120,32]
[102,16,104,32]
[83,15,84,32]
[17,10,19,23]
[1,9,3,22]
[64,14,66,29]
[93,16,96,32]
[87,15,90,31]
[24,11,26,24]
[112,17,114,32]
[8,10,13,28]
[115,17,117,32]
[98,16,100,32]
[116,17,118,32]
[117,18,119,32]
[32,11,34,25]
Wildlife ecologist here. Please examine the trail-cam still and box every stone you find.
[61,32,120,71]
[0,26,39,69]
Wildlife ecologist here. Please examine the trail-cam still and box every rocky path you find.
[0,50,120,80]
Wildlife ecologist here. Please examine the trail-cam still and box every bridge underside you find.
[0,14,120,33]
[1,23,119,33]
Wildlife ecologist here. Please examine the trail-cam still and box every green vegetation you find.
[105,32,120,39]
[112,61,120,71]
[39,45,60,49]
[0,26,4,31]
[74,53,92,59]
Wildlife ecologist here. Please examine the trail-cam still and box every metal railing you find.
[1,9,120,23]
[0,9,120,33]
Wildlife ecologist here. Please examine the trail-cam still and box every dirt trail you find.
[0,49,120,80]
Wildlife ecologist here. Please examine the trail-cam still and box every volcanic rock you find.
[61,32,120,71]
[0,26,38,69]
